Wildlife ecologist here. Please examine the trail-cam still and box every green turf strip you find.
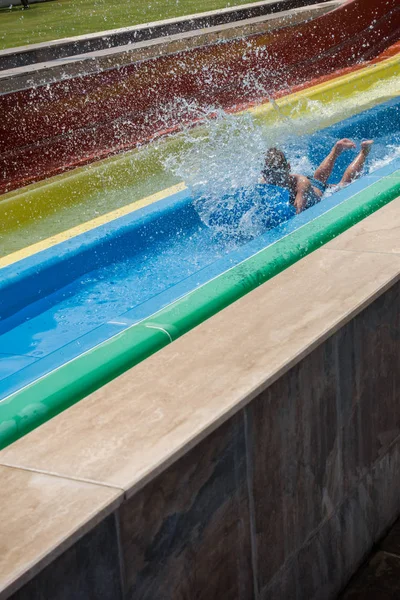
[0,0,257,50]
[1,172,399,449]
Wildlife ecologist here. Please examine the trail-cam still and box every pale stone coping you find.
[323,196,400,254]
[1,196,399,597]
[0,465,122,600]
[0,0,342,94]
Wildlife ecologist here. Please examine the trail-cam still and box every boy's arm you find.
[293,176,312,214]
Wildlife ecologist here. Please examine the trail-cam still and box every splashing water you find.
[161,104,282,239]
[368,143,400,173]
[241,70,296,131]
[160,74,400,239]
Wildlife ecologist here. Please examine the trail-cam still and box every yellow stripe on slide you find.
[0,183,186,269]
[247,53,400,127]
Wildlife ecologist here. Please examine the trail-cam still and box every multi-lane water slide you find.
[0,0,399,448]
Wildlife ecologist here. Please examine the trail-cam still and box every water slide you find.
[0,0,399,447]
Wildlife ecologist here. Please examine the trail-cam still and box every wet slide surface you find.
[0,96,399,402]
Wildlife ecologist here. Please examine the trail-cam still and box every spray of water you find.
[368,143,400,173]
[146,68,400,247]
[160,103,280,240]
[241,70,296,130]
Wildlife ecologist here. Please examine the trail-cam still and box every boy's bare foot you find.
[361,140,374,155]
[335,138,357,153]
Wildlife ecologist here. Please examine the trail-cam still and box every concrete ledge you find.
[1,197,400,598]
[0,0,331,71]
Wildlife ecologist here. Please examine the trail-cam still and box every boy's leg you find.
[313,138,356,184]
[340,140,373,185]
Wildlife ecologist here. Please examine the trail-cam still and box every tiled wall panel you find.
[7,280,400,600]
[11,514,123,600]
[118,413,254,600]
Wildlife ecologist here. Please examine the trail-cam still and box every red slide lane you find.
[0,0,399,194]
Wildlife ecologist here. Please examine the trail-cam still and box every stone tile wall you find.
[6,280,400,600]
[10,515,123,600]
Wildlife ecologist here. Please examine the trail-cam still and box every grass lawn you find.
[0,0,257,50]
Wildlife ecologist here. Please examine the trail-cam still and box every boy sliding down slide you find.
[262,139,374,213]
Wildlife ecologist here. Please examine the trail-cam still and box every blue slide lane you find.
[0,97,399,401]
